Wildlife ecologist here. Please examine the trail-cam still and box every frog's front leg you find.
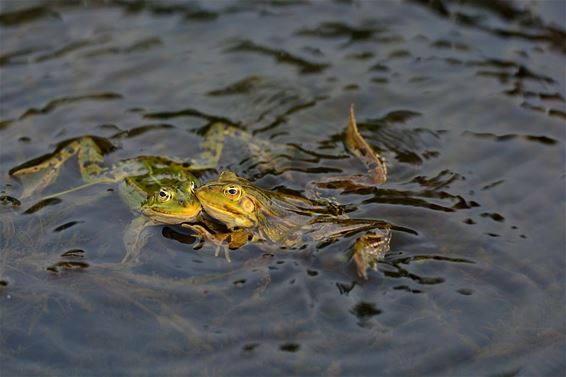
[181,223,252,262]
[121,216,154,264]
[181,223,231,261]
[9,136,114,198]
[182,223,225,246]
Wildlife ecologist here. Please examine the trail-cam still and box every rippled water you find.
[1,1,565,376]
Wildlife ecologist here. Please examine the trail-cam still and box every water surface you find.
[1,1,565,376]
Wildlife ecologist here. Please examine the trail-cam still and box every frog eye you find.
[223,184,242,200]
[158,187,172,202]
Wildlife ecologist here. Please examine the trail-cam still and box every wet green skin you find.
[118,157,201,224]
[9,120,303,262]
[195,171,339,232]
[11,106,389,272]
[194,171,391,277]
[8,120,284,222]
[9,124,227,262]
[191,106,391,277]
[191,107,375,230]
[10,139,206,221]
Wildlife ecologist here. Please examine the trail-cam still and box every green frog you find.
[8,117,329,262]
[185,105,391,278]
[10,105,389,272]
[9,123,227,262]
[186,170,391,278]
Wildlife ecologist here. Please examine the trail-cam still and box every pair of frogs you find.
[10,106,390,278]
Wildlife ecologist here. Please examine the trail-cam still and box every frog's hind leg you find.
[9,136,114,198]
[75,136,112,183]
[351,226,392,279]
[344,104,387,185]
[308,218,391,279]
[181,223,253,262]
[190,121,282,173]
[185,122,227,170]
[221,124,295,174]
[304,105,388,200]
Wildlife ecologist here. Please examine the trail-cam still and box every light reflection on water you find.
[1,0,565,375]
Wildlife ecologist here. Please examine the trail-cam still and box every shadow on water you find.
[1,0,565,376]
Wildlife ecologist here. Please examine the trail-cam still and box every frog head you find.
[122,172,202,224]
[195,171,258,229]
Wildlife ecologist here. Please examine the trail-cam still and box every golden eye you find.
[158,187,172,202]
[223,184,241,200]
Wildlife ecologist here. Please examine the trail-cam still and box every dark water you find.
[1,0,565,376]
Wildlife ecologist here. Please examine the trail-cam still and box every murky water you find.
[1,1,565,375]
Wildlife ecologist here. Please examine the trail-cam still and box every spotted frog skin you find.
[188,106,391,278]
[190,171,391,278]
[10,105,390,274]
[9,123,227,262]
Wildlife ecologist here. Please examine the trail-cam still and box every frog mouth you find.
[199,200,255,228]
[141,206,201,224]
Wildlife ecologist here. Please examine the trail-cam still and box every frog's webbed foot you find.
[182,223,252,262]
[182,223,230,261]
[182,223,224,246]
[351,227,392,279]
[304,105,388,200]
[217,229,254,262]
[345,104,387,185]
